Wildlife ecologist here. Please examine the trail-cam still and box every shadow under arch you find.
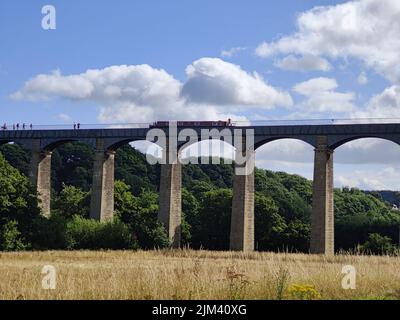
[0,139,33,150]
[255,136,315,151]
[43,139,95,152]
[106,138,162,152]
[0,140,12,146]
[44,139,80,151]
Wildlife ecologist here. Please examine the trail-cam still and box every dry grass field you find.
[0,249,399,300]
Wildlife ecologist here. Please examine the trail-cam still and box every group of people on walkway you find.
[1,123,33,130]
[1,123,83,130]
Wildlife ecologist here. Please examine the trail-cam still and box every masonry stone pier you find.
[158,141,182,248]
[230,144,255,252]
[29,140,52,217]
[90,139,115,222]
[311,136,334,255]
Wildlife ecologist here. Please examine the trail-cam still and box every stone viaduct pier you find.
[2,122,400,255]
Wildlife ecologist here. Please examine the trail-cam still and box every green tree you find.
[181,188,199,246]
[279,220,311,252]
[335,187,400,250]
[0,220,27,251]
[193,189,233,250]
[0,143,30,176]
[254,193,285,251]
[114,180,169,249]
[0,153,40,249]
[53,184,90,218]
[255,169,311,223]
[51,142,95,192]
[115,145,159,195]
[359,233,397,255]
[185,179,216,196]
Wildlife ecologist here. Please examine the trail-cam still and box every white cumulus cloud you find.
[293,77,356,113]
[182,58,293,108]
[364,85,400,118]
[350,85,400,119]
[275,55,332,72]
[220,47,247,58]
[11,59,293,123]
[256,0,400,82]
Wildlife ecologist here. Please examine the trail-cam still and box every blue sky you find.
[1,0,400,190]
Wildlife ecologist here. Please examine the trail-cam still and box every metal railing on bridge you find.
[1,118,400,131]
[236,118,400,126]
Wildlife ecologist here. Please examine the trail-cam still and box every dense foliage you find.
[0,142,399,253]
[0,152,40,250]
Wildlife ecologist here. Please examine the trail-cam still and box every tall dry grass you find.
[0,249,399,300]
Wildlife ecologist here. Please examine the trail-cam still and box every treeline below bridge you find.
[0,142,399,255]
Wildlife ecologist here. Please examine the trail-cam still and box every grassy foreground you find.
[0,249,399,300]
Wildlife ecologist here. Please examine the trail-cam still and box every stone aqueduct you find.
[1,122,400,255]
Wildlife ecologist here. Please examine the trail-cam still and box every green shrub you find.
[359,233,397,255]
[30,214,68,250]
[65,215,137,250]
[0,220,27,251]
